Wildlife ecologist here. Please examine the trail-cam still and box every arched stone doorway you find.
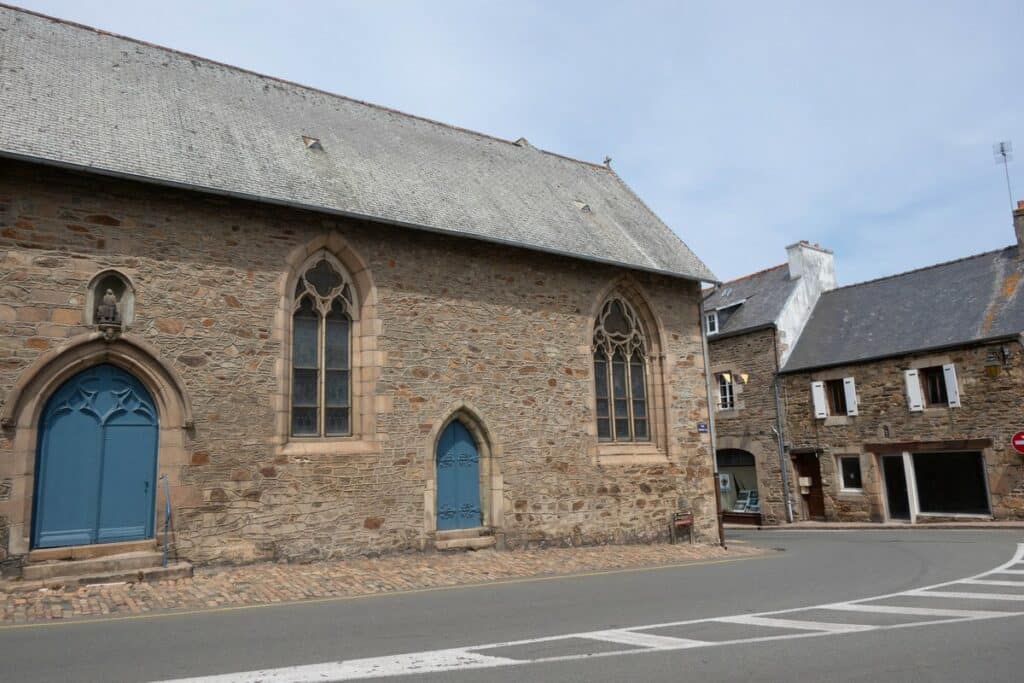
[716,448,760,516]
[1,333,194,559]
[33,364,159,548]
[423,402,504,549]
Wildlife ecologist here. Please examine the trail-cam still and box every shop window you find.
[913,452,989,515]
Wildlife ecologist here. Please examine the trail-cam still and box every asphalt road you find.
[1,529,1022,682]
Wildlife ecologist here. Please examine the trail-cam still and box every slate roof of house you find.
[703,263,797,336]
[783,246,1024,372]
[0,5,715,282]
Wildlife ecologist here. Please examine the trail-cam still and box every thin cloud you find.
[12,0,1024,284]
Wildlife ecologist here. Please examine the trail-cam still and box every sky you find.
[11,0,1024,284]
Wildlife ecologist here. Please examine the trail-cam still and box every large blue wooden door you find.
[33,364,159,548]
[436,421,481,531]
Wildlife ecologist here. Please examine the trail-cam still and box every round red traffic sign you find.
[1013,431,1024,454]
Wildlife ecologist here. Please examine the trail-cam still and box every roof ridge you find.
[823,245,1015,295]
[1,2,608,171]
[716,262,788,286]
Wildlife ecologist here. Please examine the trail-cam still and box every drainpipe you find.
[698,298,726,548]
[771,331,795,523]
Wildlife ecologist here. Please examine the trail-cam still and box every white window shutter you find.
[904,369,923,412]
[843,377,859,416]
[811,381,828,418]
[943,363,961,408]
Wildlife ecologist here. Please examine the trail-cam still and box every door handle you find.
[144,481,149,494]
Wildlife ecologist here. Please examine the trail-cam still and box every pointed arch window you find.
[593,297,650,442]
[291,258,354,437]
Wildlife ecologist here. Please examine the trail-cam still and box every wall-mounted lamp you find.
[984,346,1010,378]
[739,372,750,384]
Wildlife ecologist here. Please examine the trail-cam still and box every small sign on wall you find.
[719,474,731,492]
[1012,431,1024,454]
[697,421,708,433]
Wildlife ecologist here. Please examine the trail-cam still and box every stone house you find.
[704,242,836,524]
[779,204,1024,522]
[0,7,720,576]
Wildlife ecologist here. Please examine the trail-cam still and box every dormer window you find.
[705,311,719,335]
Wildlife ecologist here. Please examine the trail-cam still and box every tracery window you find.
[291,258,354,437]
[592,297,650,442]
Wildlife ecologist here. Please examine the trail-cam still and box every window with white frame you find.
[705,311,719,335]
[291,258,354,437]
[716,372,735,410]
[837,455,863,491]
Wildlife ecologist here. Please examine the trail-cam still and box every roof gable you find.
[0,6,714,282]
[704,264,796,336]
[783,247,1024,372]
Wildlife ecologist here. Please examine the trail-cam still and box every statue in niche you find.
[96,287,122,339]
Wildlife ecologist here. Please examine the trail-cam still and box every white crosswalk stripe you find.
[712,615,875,633]
[584,629,707,650]
[156,542,1024,683]
[907,589,1024,601]
[959,578,1024,587]
[824,603,1007,619]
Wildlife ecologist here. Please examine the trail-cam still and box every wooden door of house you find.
[793,452,825,520]
[32,364,159,549]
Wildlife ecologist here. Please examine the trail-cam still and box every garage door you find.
[911,451,989,515]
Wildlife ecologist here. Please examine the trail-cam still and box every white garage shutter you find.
[904,369,923,412]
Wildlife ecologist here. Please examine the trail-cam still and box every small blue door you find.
[33,364,158,549]
[436,421,481,531]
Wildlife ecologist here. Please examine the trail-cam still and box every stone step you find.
[3,561,193,593]
[27,539,157,563]
[435,527,489,542]
[435,535,496,551]
[22,550,165,581]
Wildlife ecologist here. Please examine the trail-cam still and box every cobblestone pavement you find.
[0,543,762,624]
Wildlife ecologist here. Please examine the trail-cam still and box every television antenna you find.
[993,141,1014,210]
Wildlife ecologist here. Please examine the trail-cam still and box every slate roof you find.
[783,246,1024,372]
[704,264,797,336]
[0,6,714,282]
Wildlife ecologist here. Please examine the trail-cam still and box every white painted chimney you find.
[786,240,835,284]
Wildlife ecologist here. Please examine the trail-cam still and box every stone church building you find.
[0,7,719,574]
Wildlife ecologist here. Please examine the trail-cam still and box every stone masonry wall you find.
[782,343,1024,522]
[709,327,788,524]
[0,161,718,567]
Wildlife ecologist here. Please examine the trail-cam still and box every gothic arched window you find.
[291,257,354,437]
[593,297,649,442]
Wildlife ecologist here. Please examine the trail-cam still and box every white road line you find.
[959,578,1024,587]
[907,589,1024,601]
[154,542,1024,683]
[713,615,875,633]
[825,603,1007,619]
[584,629,707,650]
[162,650,519,683]
[993,569,1024,575]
